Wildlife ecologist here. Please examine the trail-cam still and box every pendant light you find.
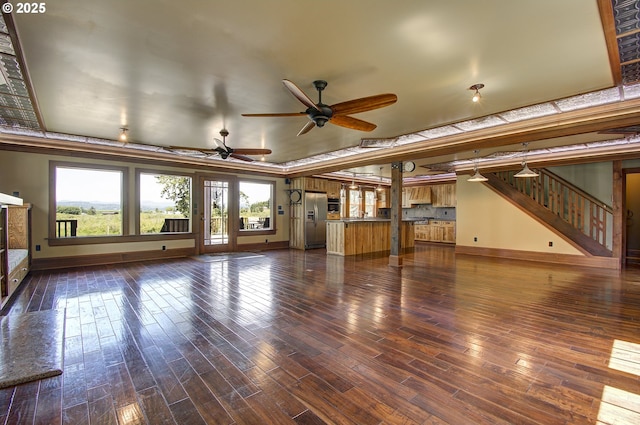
[376,166,384,191]
[467,149,488,182]
[514,142,539,178]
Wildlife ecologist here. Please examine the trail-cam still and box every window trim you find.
[363,188,376,218]
[49,161,130,245]
[348,187,361,218]
[238,178,276,236]
[135,168,193,236]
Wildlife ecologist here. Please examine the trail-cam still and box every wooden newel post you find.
[389,161,403,267]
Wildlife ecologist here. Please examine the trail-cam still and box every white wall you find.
[0,150,290,259]
[456,175,583,255]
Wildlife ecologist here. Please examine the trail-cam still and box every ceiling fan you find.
[170,129,271,162]
[242,79,398,136]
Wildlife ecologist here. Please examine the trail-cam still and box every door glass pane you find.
[204,180,229,245]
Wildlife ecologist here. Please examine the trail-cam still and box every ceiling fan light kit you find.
[242,79,397,136]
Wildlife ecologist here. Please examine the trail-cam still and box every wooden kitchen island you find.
[326,219,415,256]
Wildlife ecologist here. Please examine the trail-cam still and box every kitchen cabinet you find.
[326,181,341,198]
[431,183,456,207]
[302,177,341,198]
[304,177,326,192]
[414,220,455,243]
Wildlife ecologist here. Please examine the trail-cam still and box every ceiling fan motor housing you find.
[307,105,333,127]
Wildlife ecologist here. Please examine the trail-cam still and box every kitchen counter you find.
[326,219,415,256]
[335,218,422,222]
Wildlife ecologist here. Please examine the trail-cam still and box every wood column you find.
[389,161,403,267]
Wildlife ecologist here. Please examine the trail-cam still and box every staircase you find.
[486,170,613,257]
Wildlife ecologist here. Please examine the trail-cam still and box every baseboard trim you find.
[237,241,289,251]
[31,242,290,271]
[32,247,196,271]
[455,245,621,270]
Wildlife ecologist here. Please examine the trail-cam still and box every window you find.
[364,189,376,218]
[138,171,192,234]
[52,163,127,239]
[349,188,361,218]
[239,180,274,231]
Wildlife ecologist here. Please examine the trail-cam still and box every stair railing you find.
[494,170,613,249]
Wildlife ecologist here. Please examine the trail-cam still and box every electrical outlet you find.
[35,244,41,251]
[265,239,268,244]
[474,237,478,242]
[548,241,553,247]
[162,245,166,251]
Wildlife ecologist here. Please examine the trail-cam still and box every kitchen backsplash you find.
[378,205,456,220]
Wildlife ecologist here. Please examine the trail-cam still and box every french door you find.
[199,175,237,253]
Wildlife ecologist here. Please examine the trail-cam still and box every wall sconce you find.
[514,142,539,178]
[469,83,484,103]
[467,149,488,182]
[119,127,128,142]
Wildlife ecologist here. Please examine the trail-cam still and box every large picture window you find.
[138,171,192,234]
[239,180,274,231]
[52,164,127,238]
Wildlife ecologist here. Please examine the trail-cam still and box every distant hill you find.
[140,200,175,211]
[58,200,174,211]
[58,200,121,211]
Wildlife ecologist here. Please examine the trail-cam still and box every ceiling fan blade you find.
[241,112,306,117]
[330,115,377,132]
[283,79,321,111]
[231,148,272,155]
[330,93,398,116]
[297,120,316,136]
[229,153,255,162]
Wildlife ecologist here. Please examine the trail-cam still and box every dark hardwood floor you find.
[1,244,640,424]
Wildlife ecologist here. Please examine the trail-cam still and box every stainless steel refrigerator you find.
[304,192,327,249]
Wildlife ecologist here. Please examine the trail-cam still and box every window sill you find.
[238,229,276,236]
[48,233,195,246]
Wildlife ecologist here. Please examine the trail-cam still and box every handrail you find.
[494,169,612,249]
[538,169,613,214]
